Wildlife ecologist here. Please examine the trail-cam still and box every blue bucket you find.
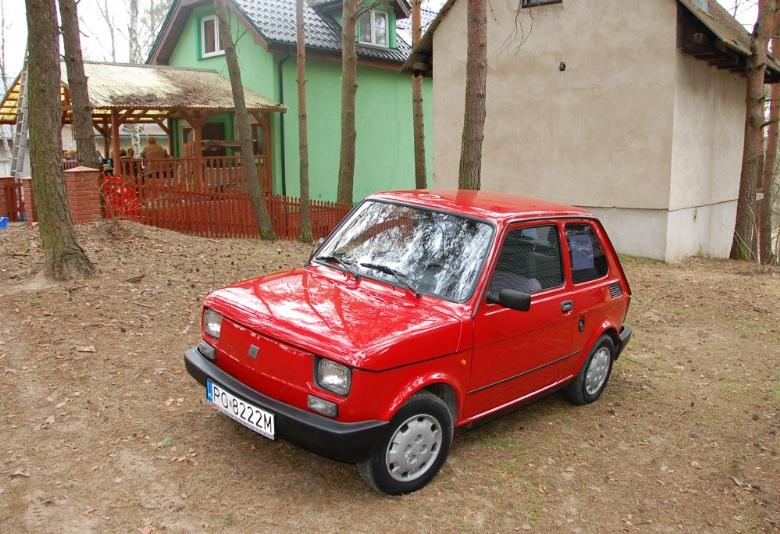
[0,217,8,229]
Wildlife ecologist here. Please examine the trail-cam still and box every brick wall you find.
[22,167,102,224]
[0,175,14,218]
[64,167,102,224]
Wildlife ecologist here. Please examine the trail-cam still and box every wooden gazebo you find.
[0,61,286,190]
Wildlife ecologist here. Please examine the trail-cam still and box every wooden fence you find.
[104,158,351,240]
[116,155,272,194]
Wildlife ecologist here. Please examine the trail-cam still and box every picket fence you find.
[104,156,351,240]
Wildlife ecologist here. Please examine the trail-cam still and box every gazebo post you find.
[191,113,208,188]
[110,110,121,176]
[251,111,272,193]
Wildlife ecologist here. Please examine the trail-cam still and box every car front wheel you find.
[357,391,453,495]
[564,335,615,405]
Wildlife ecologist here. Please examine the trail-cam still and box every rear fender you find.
[575,319,620,369]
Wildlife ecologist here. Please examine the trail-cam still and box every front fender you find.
[376,350,471,424]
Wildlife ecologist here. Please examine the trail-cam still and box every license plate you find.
[207,379,275,440]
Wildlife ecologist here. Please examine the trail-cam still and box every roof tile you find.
[231,0,413,63]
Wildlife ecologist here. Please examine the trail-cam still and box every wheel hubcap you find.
[585,347,611,395]
[385,414,442,482]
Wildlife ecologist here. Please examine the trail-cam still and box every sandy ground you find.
[0,220,778,533]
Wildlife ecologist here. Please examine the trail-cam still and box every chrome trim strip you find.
[468,350,581,395]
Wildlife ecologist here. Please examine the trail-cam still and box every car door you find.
[563,221,614,372]
[466,222,576,419]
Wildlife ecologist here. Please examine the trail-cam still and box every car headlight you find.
[316,358,351,396]
[203,308,223,339]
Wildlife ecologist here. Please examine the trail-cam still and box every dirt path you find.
[0,221,778,533]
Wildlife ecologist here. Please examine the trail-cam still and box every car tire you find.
[564,335,615,405]
[357,391,453,495]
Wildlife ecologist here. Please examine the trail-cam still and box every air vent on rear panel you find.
[609,282,623,299]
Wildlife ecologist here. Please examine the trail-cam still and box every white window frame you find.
[358,10,389,48]
[200,15,224,58]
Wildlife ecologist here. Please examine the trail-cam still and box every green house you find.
[148,0,434,203]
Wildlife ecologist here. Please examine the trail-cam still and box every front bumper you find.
[614,325,632,359]
[184,347,389,463]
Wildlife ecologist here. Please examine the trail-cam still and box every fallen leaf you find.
[10,469,30,478]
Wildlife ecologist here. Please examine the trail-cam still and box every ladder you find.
[9,56,29,220]
[10,56,29,181]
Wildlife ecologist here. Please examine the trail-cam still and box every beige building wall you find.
[666,52,746,259]
[431,0,746,261]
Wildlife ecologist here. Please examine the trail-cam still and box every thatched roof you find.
[0,61,285,125]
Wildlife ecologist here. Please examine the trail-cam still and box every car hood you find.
[204,267,464,371]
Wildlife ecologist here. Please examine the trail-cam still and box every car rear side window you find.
[566,223,608,283]
[490,225,564,295]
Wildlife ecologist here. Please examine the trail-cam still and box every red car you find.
[185,191,632,494]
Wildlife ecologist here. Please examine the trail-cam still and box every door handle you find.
[561,300,573,314]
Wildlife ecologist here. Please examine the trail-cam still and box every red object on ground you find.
[184,190,633,494]
[101,173,140,220]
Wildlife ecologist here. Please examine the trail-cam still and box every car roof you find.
[368,190,594,223]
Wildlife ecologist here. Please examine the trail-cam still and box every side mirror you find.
[486,289,531,311]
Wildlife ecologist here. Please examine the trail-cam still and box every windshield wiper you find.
[360,262,421,298]
[315,255,360,279]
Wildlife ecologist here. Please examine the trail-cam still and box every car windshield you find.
[316,200,494,301]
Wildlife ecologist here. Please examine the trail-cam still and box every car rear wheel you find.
[357,391,453,495]
[564,335,615,405]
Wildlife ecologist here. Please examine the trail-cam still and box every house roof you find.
[402,0,780,81]
[678,0,756,56]
[395,6,437,46]
[0,62,285,125]
[149,0,415,66]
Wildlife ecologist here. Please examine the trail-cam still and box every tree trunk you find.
[759,19,780,264]
[731,0,775,260]
[412,0,426,189]
[0,0,7,93]
[296,0,313,243]
[759,82,778,263]
[458,0,487,191]
[128,0,142,64]
[0,0,8,154]
[59,0,98,170]
[26,0,94,280]
[337,0,358,205]
[214,0,277,240]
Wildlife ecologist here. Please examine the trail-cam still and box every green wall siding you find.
[164,3,433,203]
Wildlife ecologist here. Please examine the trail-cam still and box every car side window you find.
[566,223,608,283]
[490,225,564,295]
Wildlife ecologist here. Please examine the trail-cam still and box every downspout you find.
[277,51,291,197]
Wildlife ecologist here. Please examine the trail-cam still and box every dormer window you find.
[358,10,388,47]
[201,15,224,58]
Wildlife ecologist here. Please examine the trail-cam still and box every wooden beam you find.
[154,118,171,135]
[111,109,122,174]
[166,118,174,156]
